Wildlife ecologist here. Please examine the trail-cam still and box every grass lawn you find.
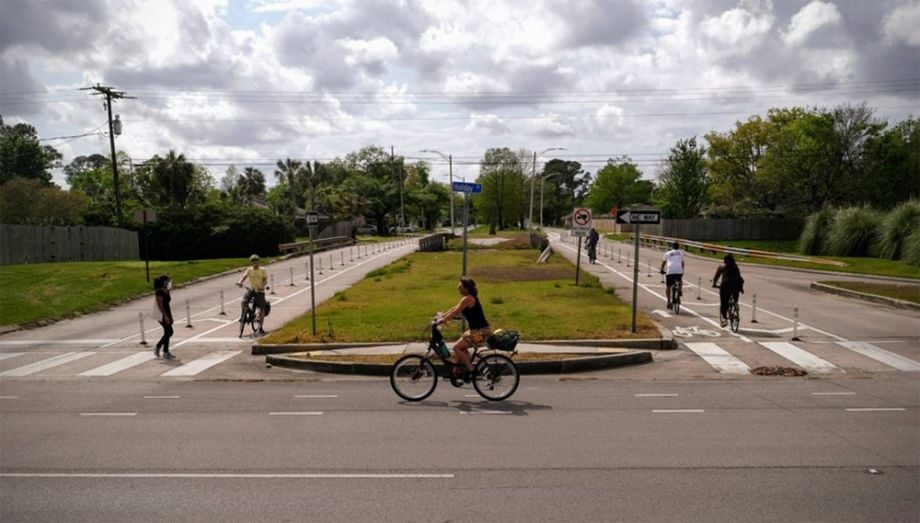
[0,258,253,327]
[818,281,920,304]
[263,246,657,344]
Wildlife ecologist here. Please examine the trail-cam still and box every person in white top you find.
[659,241,685,310]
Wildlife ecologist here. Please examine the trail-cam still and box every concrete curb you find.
[253,338,676,355]
[266,350,654,376]
[810,282,920,310]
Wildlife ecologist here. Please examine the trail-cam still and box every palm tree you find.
[274,158,302,218]
[150,150,195,209]
[237,167,266,204]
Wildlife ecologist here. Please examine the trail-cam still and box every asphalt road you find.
[1,377,917,522]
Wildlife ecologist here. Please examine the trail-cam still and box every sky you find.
[1,0,918,188]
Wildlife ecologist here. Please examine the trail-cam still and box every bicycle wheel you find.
[251,311,263,335]
[390,355,437,402]
[672,288,681,315]
[729,300,740,333]
[473,354,519,401]
[238,308,249,338]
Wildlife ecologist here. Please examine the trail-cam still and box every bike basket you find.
[486,329,520,351]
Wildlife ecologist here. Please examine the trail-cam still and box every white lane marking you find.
[160,351,241,377]
[811,392,856,396]
[0,473,453,479]
[459,410,510,415]
[80,412,137,416]
[635,393,679,397]
[0,396,20,399]
[294,395,338,398]
[836,341,920,372]
[759,342,839,373]
[269,411,324,416]
[653,409,704,413]
[144,396,181,399]
[79,352,156,376]
[0,353,25,361]
[652,309,672,318]
[684,342,750,374]
[0,340,115,346]
[0,352,95,377]
[844,408,906,412]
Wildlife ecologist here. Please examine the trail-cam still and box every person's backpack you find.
[487,329,520,351]
[264,301,271,317]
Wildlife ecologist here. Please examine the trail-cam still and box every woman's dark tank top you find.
[462,296,489,329]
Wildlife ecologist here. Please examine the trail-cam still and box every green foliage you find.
[877,200,920,260]
[0,116,62,185]
[134,151,213,210]
[0,177,89,225]
[655,137,708,218]
[583,157,651,215]
[799,207,834,255]
[901,228,920,267]
[826,206,882,257]
[474,147,527,231]
[540,158,590,226]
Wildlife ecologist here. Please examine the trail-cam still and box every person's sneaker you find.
[154,346,160,358]
[666,301,672,310]
[257,328,266,335]
[163,352,175,359]
[720,319,727,327]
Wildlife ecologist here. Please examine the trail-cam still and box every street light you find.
[529,147,566,229]
[420,149,454,234]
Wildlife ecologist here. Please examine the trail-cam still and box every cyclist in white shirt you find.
[659,242,685,310]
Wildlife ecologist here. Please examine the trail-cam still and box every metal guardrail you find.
[418,233,451,252]
[278,236,355,254]
[639,233,847,266]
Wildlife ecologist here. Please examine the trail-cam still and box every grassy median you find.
[817,281,920,304]
[263,247,657,344]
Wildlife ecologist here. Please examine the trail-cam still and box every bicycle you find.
[238,286,268,338]
[662,272,682,315]
[390,317,521,402]
[713,283,740,333]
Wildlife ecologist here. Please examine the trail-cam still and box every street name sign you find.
[452,181,482,193]
[616,209,660,224]
[306,212,319,225]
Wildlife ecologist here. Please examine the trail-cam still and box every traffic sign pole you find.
[631,225,640,333]
[575,236,582,285]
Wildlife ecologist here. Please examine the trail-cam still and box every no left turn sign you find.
[573,208,592,227]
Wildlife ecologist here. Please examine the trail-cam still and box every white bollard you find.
[696,276,702,300]
[289,267,295,286]
[792,305,800,340]
[138,312,148,345]
[185,300,193,328]
[219,291,226,315]
[341,252,345,267]
[305,261,310,281]
[270,274,276,295]
[626,252,631,267]
[318,258,324,274]
[751,294,758,323]
[617,248,622,263]
[350,247,354,262]
[329,254,335,271]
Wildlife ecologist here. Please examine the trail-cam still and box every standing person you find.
[236,254,269,335]
[660,241,685,310]
[713,254,744,328]
[153,275,175,359]
[437,277,490,379]
[585,228,599,264]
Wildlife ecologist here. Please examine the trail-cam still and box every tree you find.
[583,157,651,215]
[236,167,266,204]
[655,137,709,218]
[0,116,62,185]
[540,159,589,224]
[856,117,920,207]
[274,158,303,218]
[475,147,526,232]
[0,177,88,225]
[133,151,211,210]
[220,165,240,199]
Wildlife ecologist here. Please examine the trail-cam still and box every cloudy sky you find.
[1,0,918,187]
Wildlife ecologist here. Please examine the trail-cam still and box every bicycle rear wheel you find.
[729,300,740,333]
[473,354,519,401]
[238,308,249,338]
[390,355,437,401]
[672,289,681,315]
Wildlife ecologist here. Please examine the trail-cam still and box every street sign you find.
[306,212,319,225]
[573,207,592,227]
[452,181,482,194]
[132,208,157,223]
[571,229,589,237]
[616,209,660,224]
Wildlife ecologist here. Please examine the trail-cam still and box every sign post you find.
[616,208,661,333]
[452,181,482,277]
[571,207,592,285]
[132,208,157,283]
[306,212,318,336]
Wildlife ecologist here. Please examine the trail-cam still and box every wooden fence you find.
[0,225,139,265]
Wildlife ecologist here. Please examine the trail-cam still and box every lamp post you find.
[528,147,566,229]
[420,149,454,234]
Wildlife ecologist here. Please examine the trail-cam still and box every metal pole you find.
[329,254,335,271]
[631,226,640,333]
[462,192,469,276]
[270,274,276,294]
[340,251,344,267]
[350,247,354,262]
[318,258,323,275]
[289,267,295,286]
[697,276,702,300]
[185,300,192,329]
[751,294,758,323]
[575,235,582,285]
[792,305,799,341]
[305,261,310,281]
[219,291,226,315]
[309,225,316,337]
[138,312,147,345]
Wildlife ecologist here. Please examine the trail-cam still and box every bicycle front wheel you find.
[473,354,519,401]
[238,309,249,338]
[730,301,740,333]
[390,355,437,402]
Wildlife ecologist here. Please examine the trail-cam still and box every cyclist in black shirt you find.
[712,254,744,327]
[437,277,491,376]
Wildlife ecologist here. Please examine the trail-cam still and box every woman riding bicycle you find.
[712,254,744,327]
[437,277,490,377]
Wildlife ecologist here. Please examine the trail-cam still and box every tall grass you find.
[826,206,882,257]
[876,200,920,260]
[798,207,834,255]
[901,228,920,267]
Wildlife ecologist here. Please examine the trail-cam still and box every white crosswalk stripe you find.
[0,353,25,362]
[759,342,839,373]
[835,341,920,372]
[0,352,95,377]
[684,343,750,374]
[79,352,157,376]
[160,351,242,377]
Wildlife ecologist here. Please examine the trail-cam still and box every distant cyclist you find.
[585,228,599,264]
[712,254,744,327]
[660,241,685,310]
[236,254,269,334]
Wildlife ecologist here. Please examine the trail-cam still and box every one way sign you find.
[616,209,660,224]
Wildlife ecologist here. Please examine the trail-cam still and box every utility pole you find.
[82,84,134,227]
[392,146,404,228]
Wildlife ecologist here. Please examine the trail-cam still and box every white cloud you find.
[248,0,334,13]
[881,2,920,47]
[700,2,774,53]
[464,113,511,135]
[782,0,843,47]
[340,37,399,69]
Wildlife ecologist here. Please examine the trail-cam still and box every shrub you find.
[798,207,834,255]
[876,200,920,260]
[901,228,920,266]
[826,206,882,257]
